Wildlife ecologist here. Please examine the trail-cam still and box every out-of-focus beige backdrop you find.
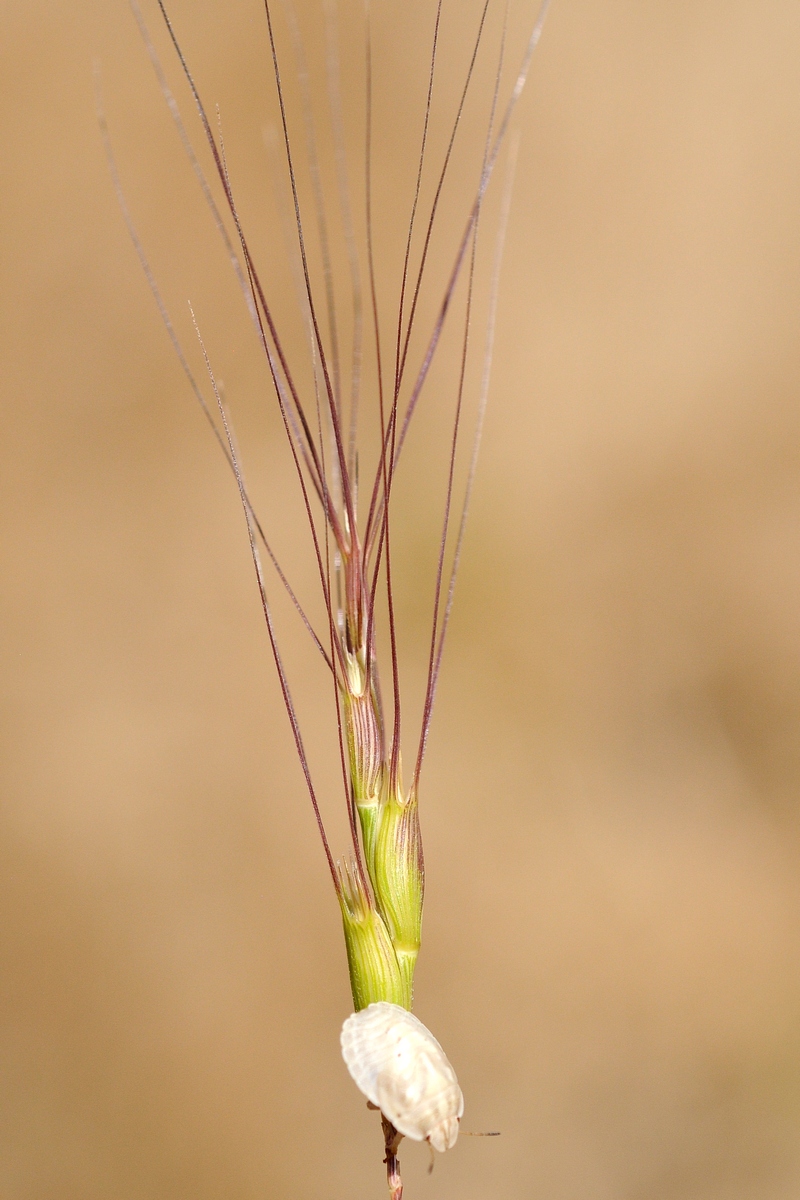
[2,1,799,1198]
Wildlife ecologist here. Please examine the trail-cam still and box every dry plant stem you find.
[381,1114,404,1200]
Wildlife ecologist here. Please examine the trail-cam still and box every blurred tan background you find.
[2,1,800,1198]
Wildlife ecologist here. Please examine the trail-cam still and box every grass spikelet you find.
[105,0,552,1191]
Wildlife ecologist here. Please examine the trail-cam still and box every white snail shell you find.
[341,1001,464,1153]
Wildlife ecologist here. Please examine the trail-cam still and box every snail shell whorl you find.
[341,1001,464,1153]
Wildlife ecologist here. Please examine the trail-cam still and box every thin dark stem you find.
[128,0,258,329]
[395,0,492,397]
[383,490,402,790]
[363,0,387,690]
[392,0,552,479]
[417,131,520,791]
[413,1,510,792]
[155,0,346,552]
[324,0,364,483]
[232,172,349,681]
[153,0,357,696]
[192,309,338,888]
[381,1115,404,1200]
[261,0,358,548]
[361,0,490,560]
[360,2,403,778]
[97,68,332,672]
[413,224,479,793]
[392,0,443,399]
[280,0,343,412]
